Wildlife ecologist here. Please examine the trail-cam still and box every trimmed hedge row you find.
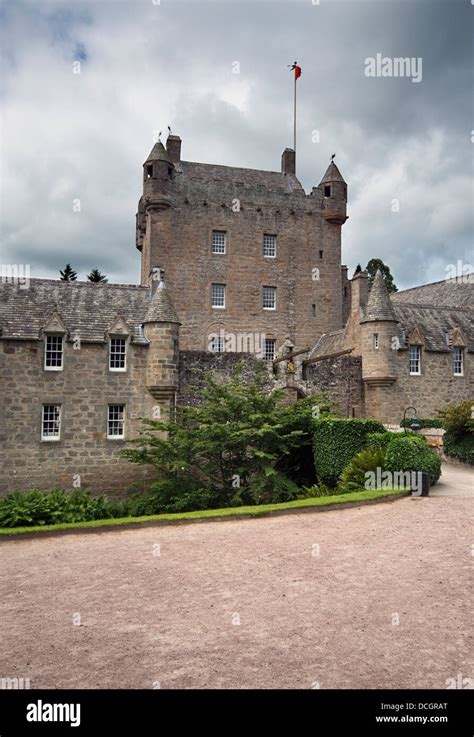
[443,429,474,465]
[312,418,385,487]
[385,435,441,484]
[399,418,445,429]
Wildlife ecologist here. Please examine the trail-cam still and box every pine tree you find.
[87,268,108,283]
[59,263,77,281]
[365,258,398,293]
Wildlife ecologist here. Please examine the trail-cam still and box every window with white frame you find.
[263,338,276,361]
[263,234,276,258]
[107,404,125,439]
[209,334,225,353]
[41,404,61,441]
[44,335,64,370]
[374,333,379,350]
[211,283,225,308]
[212,230,226,254]
[109,337,127,371]
[263,286,276,310]
[453,347,464,376]
[409,345,421,375]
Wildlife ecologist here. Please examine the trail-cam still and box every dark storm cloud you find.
[0,0,472,288]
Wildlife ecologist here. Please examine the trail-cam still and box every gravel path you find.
[1,495,472,689]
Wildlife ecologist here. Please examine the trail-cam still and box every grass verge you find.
[0,487,409,537]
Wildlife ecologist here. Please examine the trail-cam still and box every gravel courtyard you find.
[1,492,472,689]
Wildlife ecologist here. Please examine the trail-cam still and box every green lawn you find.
[0,487,409,537]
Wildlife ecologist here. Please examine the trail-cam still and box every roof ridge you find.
[4,279,148,290]
[393,274,474,295]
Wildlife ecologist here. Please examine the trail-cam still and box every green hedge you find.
[443,429,474,465]
[385,435,441,485]
[312,418,385,487]
[366,431,396,450]
[0,489,126,528]
[400,418,445,429]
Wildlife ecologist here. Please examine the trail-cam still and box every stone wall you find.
[178,350,263,406]
[364,349,473,425]
[0,339,159,498]
[304,355,364,417]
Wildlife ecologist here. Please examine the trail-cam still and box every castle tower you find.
[360,269,398,387]
[136,135,348,352]
[143,274,180,413]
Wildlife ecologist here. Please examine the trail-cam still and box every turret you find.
[143,272,181,405]
[360,269,398,386]
[319,161,347,225]
[142,141,174,204]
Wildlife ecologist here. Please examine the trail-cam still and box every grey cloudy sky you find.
[0,0,472,289]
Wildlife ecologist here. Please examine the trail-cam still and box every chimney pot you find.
[281,148,295,176]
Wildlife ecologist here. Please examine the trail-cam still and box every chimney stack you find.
[166,134,181,163]
[348,270,368,355]
[281,148,295,176]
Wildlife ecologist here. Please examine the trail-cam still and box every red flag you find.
[289,62,302,79]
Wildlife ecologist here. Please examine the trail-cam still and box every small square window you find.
[212,283,225,308]
[44,335,64,371]
[324,185,331,197]
[212,231,226,254]
[263,338,276,361]
[42,404,61,441]
[109,338,127,371]
[263,286,276,310]
[409,345,421,375]
[453,347,464,376]
[108,404,125,439]
[263,234,276,258]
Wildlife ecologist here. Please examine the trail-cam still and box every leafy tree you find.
[59,263,77,281]
[122,364,332,506]
[87,268,108,283]
[365,258,398,293]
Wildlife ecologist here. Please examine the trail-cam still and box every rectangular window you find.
[44,335,63,370]
[263,286,276,310]
[108,404,125,439]
[453,347,464,376]
[209,335,225,353]
[263,234,276,258]
[41,404,61,441]
[212,230,226,254]
[409,345,421,375]
[211,283,225,308]
[109,338,127,371]
[263,338,276,361]
[319,250,323,259]
[374,333,379,350]
[324,185,331,198]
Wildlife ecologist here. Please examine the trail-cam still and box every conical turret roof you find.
[144,141,173,165]
[319,161,346,185]
[361,269,397,322]
[144,281,180,324]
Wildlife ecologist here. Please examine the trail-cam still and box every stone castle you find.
[0,132,472,495]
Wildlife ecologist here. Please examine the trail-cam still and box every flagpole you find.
[293,73,297,156]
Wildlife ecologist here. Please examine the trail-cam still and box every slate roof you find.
[392,303,473,352]
[145,141,173,165]
[174,160,305,196]
[144,281,180,324]
[391,274,474,309]
[319,161,346,185]
[361,269,397,322]
[309,328,346,359]
[0,279,179,343]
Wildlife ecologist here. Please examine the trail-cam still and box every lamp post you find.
[402,406,419,433]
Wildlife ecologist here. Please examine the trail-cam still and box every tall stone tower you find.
[136,133,348,354]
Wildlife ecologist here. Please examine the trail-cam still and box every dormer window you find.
[146,164,153,178]
[44,335,64,371]
[453,347,464,376]
[109,337,127,371]
[324,185,331,198]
